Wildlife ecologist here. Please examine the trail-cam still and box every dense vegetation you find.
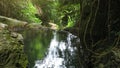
[0,0,41,23]
[0,0,120,68]
[0,0,80,28]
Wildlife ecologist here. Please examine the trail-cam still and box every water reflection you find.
[23,29,53,68]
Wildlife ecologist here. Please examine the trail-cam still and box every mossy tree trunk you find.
[78,0,120,67]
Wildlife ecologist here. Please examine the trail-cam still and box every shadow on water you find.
[22,29,84,68]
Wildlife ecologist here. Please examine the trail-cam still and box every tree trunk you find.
[78,0,120,67]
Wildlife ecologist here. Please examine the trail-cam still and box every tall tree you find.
[78,0,120,67]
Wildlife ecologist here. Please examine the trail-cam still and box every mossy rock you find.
[0,28,28,68]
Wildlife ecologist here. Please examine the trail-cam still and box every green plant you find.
[0,0,41,23]
[66,16,75,28]
[21,1,41,23]
[57,3,80,28]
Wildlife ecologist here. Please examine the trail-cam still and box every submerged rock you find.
[0,28,28,68]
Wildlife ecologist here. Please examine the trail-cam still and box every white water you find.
[34,32,78,68]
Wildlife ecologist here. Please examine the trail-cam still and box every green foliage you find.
[0,0,41,23]
[66,16,75,28]
[32,0,52,23]
[31,0,80,28]
[47,0,80,28]
[21,1,41,23]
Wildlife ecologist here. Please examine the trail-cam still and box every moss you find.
[0,28,28,68]
[0,0,41,23]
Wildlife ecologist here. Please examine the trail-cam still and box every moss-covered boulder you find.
[0,24,28,68]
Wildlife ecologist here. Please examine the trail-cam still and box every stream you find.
[23,30,83,68]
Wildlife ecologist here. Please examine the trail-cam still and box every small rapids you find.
[34,32,80,68]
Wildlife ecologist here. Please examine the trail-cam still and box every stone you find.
[0,23,8,30]
[0,28,28,68]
